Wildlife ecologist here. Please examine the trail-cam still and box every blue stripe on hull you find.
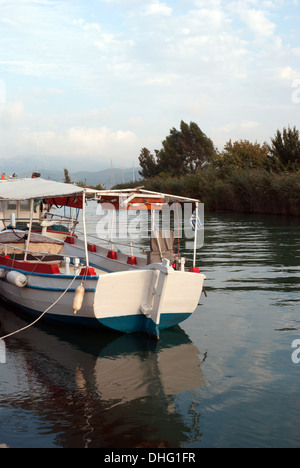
[0,264,99,280]
[0,295,191,339]
[98,312,192,339]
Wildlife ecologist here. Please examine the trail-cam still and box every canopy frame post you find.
[24,198,34,262]
[82,191,89,269]
[193,202,199,269]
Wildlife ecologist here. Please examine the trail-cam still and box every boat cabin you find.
[0,199,42,231]
[0,179,81,240]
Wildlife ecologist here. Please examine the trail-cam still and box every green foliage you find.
[138,121,216,178]
[158,121,216,175]
[120,123,300,216]
[63,168,71,184]
[140,168,300,216]
[269,126,300,170]
[93,183,105,190]
[214,139,272,173]
[139,147,160,179]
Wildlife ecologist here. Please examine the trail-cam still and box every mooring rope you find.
[0,272,80,341]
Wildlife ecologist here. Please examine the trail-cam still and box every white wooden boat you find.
[0,178,206,340]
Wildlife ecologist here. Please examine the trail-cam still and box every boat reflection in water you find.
[0,306,205,448]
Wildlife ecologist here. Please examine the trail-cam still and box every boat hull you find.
[0,263,205,339]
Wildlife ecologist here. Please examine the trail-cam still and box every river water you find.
[0,210,299,448]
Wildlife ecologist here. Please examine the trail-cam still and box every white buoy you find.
[73,285,85,314]
[6,270,27,288]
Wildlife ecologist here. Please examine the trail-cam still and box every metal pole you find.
[24,199,34,261]
[82,191,89,269]
[110,207,115,251]
[193,202,199,268]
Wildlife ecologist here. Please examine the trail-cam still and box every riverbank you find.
[117,168,300,217]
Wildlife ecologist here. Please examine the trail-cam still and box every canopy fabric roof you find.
[0,178,86,201]
[0,180,200,209]
[97,187,200,208]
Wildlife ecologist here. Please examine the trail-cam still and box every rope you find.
[0,272,80,341]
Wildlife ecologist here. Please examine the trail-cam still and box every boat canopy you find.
[97,187,200,210]
[0,178,100,209]
[0,179,200,211]
[0,178,86,201]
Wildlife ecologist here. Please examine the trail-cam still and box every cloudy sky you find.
[0,0,299,171]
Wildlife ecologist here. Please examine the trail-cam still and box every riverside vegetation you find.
[116,122,300,217]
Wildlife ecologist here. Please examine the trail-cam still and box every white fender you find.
[73,285,85,314]
[6,270,28,288]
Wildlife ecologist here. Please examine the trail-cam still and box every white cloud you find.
[145,73,178,86]
[241,120,259,129]
[143,1,172,16]
[218,120,261,141]
[292,47,300,58]
[73,18,101,32]
[279,66,300,82]
[193,8,224,28]
[32,87,64,96]
[0,0,299,164]
[0,102,24,126]
[241,8,276,38]
[15,125,138,161]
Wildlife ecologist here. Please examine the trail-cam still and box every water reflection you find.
[2,210,300,448]
[0,306,205,448]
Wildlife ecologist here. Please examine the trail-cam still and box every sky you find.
[0,0,299,172]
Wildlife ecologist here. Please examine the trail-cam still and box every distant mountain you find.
[17,167,141,188]
[0,155,141,188]
[69,167,141,188]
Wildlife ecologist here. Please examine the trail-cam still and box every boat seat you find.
[12,253,63,263]
[147,230,175,265]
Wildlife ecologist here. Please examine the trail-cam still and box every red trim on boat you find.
[127,256,137,265]
[0,256,61,275]
[107,251,118,260]
[65,236,76,245]
[79,267,97,276]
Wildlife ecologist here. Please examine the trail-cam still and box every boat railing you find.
[74,228,187,269]
[75,228,149,257]
[0,214,78,233]
[44,211,79,226]
[0,241,87,274]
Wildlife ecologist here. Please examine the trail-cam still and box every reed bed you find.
[136,168,300,216]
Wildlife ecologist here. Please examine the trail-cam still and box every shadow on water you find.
[0,305,205,448]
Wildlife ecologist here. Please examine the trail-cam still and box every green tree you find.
[180,121,215,172]
[64,168,71,184]
[94,183,104,190]
[157,126,185,176]
[215,139,271,172]
[158,121,216,176]
[269,126,300,170]
[138,147,159,179]
[138,121,216,179]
